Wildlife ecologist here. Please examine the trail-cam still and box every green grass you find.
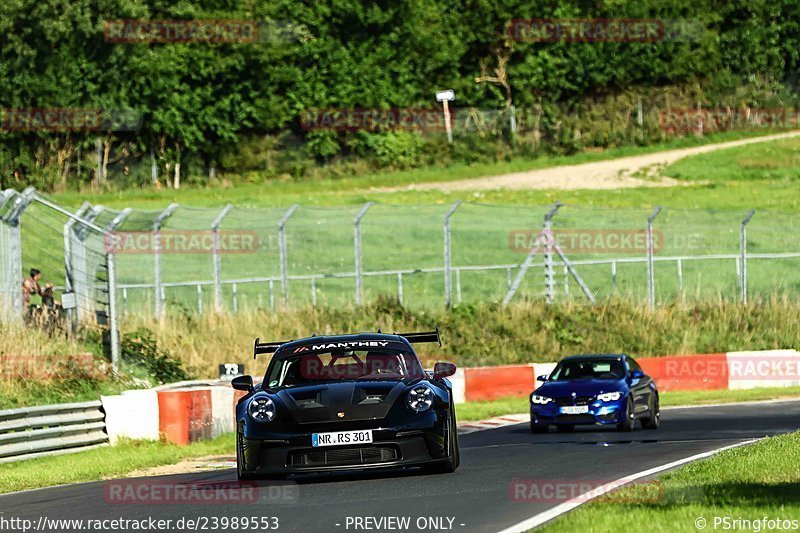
[456,387,800,422]
[50,130,797,211]
[30,134,800,315]
[660,386,800,406]
[0,434,234,495]
[537,430,800,532]
[456,396,530,421]
[0,379,139,410]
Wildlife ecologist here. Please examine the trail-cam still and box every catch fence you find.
[2,188,799,342]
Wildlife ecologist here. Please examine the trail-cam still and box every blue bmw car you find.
[529,354,659,433]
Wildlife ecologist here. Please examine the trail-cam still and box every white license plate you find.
[312,430,373,447]
[560,405,589,415]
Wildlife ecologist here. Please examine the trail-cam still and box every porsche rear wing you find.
[253,327,441,359]
[253,338,290,359]
[398,328,442,347]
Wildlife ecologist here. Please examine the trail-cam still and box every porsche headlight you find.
[247,394,276,422]
[530,394,553,405]
[407,386,434,413]
[597,391,623,402]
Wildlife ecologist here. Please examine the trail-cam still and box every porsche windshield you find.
[550,359,626,381]
[264,349,424,387]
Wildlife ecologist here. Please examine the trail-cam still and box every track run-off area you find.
[1,399,798,533]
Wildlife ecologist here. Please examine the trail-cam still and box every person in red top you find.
[21,268,44,308]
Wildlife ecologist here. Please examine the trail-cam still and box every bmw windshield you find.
[549,358,626,381]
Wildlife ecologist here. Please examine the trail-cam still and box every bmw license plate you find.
[312,430,373,447]
[560,405,589,415]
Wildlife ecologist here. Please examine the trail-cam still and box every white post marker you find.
[436,89,455,143]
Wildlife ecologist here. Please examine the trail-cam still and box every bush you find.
[121,329,194,385]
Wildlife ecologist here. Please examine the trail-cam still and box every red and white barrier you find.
[99,349,800,445]
[101,389,160,445]
[455,349,800,402]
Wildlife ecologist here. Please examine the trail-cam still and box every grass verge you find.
[137,299,800,376]
[455,387,800,422]
[536,431,800,532]
[51,130,800,211]
[0,433,234,495]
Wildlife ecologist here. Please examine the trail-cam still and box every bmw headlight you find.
[407,386,434,413]
[530,394,553,405]
[247,394,276,422]
[597,391,623,402]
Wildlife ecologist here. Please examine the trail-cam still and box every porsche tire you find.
[424,400,459,474]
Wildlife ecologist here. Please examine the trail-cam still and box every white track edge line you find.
[495,438,762,533]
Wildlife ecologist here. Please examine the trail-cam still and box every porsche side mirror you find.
[231,375,254,391]
[536,374,549,382]
[433,362,457,379]
[630,370,644,380]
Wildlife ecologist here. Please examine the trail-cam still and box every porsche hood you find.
[272,380,414,424]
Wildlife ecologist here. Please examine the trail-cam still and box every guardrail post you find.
[153,204,179,319]
[646,206,663,310]
[211,204,234,313]
[740,210,755,304]
[443,200,462,308]
[278,204,299,309]
[354,202,374,306]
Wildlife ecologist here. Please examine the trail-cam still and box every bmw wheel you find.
[617,397,635,432]
[641,394,660,430]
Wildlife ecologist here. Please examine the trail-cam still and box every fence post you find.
[76,205,105,322]
[278,204,299,309]
[543,203,562,304]
[153,203,179,319]
[211,204,234,313]
[503,201,562,305]
[63,202,92,295]
[354,202,374,306]
[2,191,34,323]
[740,210,755,304]
[443,200,462,308]
[646,206,663,309]
[107,250,120,371]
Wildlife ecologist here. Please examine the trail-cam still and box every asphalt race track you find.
[2,400,798,533]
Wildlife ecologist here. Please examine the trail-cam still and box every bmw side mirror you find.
[433,362,457,379]
[630,370,644,380]
[536,374,549,382]
[231,375,254,392]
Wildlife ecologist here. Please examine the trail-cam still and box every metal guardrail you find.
[0,400,108,463]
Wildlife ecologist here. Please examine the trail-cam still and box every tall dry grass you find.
[132,298,800,378]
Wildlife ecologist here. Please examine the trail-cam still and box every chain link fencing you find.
[3,189,800,335]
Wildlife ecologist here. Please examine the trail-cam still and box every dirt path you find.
[389,131,800,192]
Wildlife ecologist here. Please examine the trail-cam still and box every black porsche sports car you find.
[231,330,460,479]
